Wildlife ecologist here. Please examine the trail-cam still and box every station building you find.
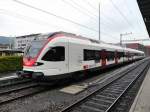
[145,46,150,56]
[125,43,150,56]
[0,44,10,50]
[0,49,23,56]
[15,33,40,52]
[125,43,146,53]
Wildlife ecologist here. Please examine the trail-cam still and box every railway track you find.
[0,77,32,88]
[109,64,149,112]
[61,58,150,112]
[0,81,38,95]
[0,81,49,105]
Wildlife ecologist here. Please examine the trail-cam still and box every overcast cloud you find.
[0,0,149,44]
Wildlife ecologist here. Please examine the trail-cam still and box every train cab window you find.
[42,46,65,61]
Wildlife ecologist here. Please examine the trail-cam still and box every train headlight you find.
[34,62,43,66]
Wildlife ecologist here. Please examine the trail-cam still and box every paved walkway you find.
[130,67,150,112]
[0,72,16,78]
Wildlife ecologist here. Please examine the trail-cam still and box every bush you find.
[0,56,23,72]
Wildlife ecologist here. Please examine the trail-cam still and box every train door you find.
[68,42,83,72]
[128,51,130,61]
[101,49,106,66]
[115,50,118,64]
[41,40,69,75]
[131,53,134,61]
[123,51,125,62]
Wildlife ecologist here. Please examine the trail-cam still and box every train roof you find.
[38,31,144,54]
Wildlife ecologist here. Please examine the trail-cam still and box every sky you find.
[0,0,149,44]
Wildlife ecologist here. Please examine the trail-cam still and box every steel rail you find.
[0,85,49,105]
[105,61,150,112]
[60,58,150,112]
[0,82,38,95]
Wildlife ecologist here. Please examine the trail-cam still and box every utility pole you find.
[120,32,132,46]
[99,2,100,41]
[120,34,122,46]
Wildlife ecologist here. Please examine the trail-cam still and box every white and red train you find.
[17,31,145,80]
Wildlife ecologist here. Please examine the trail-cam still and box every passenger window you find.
[95,51,101,61]
[84,49,101,61]
[107,51,114,61]
[42,46,65,61]
[84,49,94,60]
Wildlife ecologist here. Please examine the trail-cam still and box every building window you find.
[42,46,65,61]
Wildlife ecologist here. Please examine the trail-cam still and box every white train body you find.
[20,32,145,80]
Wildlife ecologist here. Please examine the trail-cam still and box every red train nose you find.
[23,57,36,67]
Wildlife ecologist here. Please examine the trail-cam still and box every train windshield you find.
[24,40,47,58]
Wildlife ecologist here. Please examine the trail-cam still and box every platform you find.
[0,72,16,78]
[130,67,150,112]
[0,72,17,81]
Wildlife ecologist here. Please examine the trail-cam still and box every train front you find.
[17,37,48,79]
